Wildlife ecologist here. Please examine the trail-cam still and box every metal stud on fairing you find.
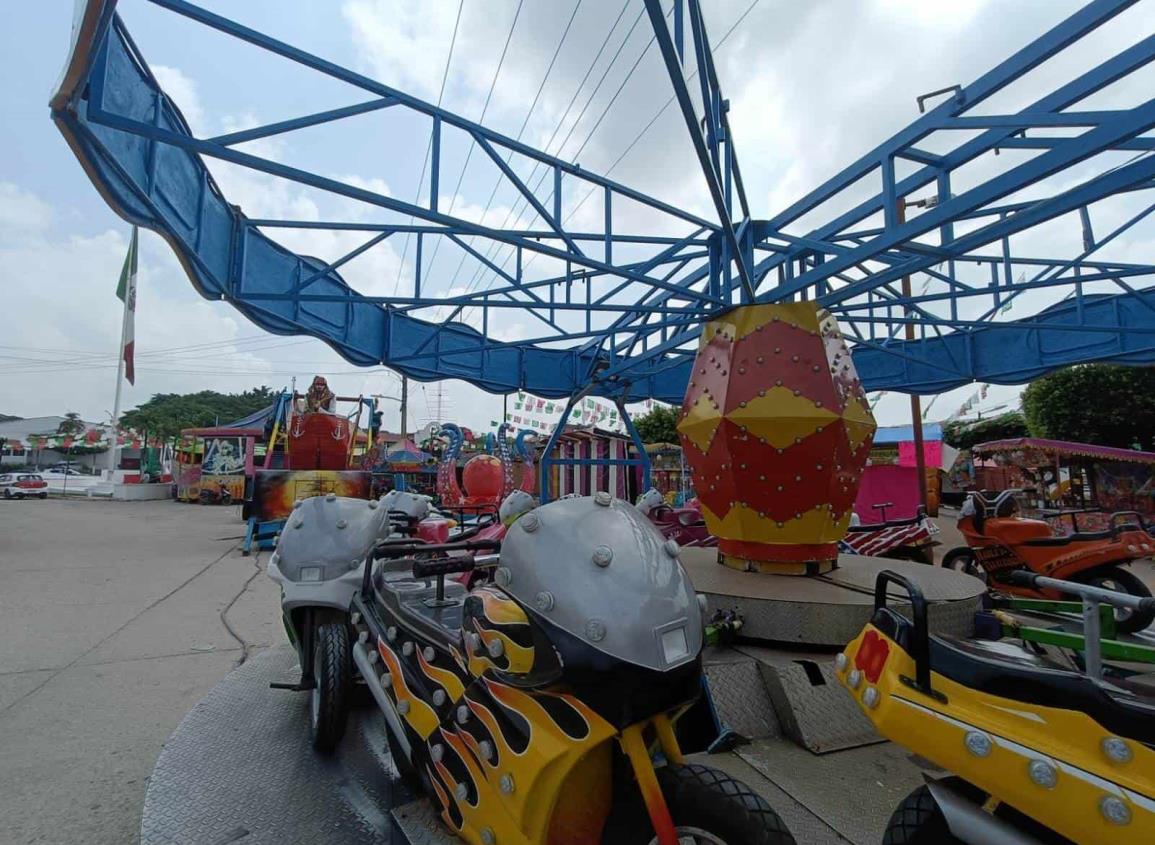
[423,646,436,662]
[326,493,337,502]
[456,705,470,724]
[499,773,515,794]
[480,827,496,845]
[592,545,613,567]
[585,619,607,642]
[1100,796,1131,825]
[432,689,446,707]
[487,638,504,659]
[663,539,680,558]
[386,626,398,642]
[397,699,410,715]
[594,491,612,506]
[1101,736,1132,763]
[964,731,991,758]
[535,591,555,612]
[1028,759,1058,788]
[455,782,469,801]
[380,672,392,689]
[521,512,540,533]
[336,519,347,529]
[402,641,414,657]
[479,740,495,763]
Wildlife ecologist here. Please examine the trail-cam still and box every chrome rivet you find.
[336,519,347,529]
[535,591,555,612]
[402,641,414,657]
[423,646,436,662]
[592,545,613,567]
[292,499,303,509]
[521,513,540,532]
[381,672,392,688]
[326,493,337,502]
[386,626,398,642]
[1102,736,1132,763]
[457,705,470,724]
[397,699,410,715]
[479,740,495,762]
[367,650,379,666]
[480,827,495,845]
[455,782,469,801]
[664,538,680,558]
[487,638,505,659]
[431,743,445,763]
[585,619,607,642]
[292,519,304,529]
[469,633,483,654]
[499,773,515,794]
[1028,759,1057,788]
[863,687,880,709]
[495,566,512,587]
[432,689,446,706]
[847,669,863,689]
[834,653,848,672]
[1100,796,1131,825]
[368,499,379,510]
[964,731,991,757]
[594,491,612,506]
[358,630,369,644]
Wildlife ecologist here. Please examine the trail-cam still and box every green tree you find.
[55,412,86,436]
[120,386,278,439]
[633,404,680,444]
[1021,364,1155,449]
[942,411,1029,450]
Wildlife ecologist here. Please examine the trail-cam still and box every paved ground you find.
[0,497,281,845]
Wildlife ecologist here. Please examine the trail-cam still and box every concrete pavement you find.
[0,497,281,845]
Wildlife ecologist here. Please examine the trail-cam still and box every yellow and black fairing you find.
[837,570,1155,844]
[362,571,700,845]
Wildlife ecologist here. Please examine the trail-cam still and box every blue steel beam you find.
[49,0,1155,404]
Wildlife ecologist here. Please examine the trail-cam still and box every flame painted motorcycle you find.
[942,490,1155,633]
[350,493,796,845]
[839,569,1155,844]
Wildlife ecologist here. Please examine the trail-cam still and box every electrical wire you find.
[391,0,465,297]
[420,0,526,282]
[462,0,760,316]
[442,0,586,290]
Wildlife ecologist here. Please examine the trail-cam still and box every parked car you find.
[1,473,49,499]
[44,464,86,476]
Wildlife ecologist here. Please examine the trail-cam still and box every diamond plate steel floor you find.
[141,644,408,845]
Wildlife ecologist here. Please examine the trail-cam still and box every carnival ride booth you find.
[544,425,638,501]
[377,438,437,496]
[973,436,1155,532]
[854,423,957,520]
[174,425,257,504]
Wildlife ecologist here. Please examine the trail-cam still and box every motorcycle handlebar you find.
[1007,568,1154,611]
[412,555,476,579]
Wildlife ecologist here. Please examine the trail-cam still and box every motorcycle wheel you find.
[309,621,351,753]
[1081,567,1155,634]
[940,548,986,582]
[619,764,796,845]
[882,785,962,844]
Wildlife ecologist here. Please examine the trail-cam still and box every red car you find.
[0,472,49,499]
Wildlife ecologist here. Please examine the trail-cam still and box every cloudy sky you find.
[3,0,1153,432]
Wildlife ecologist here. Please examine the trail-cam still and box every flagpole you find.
[106,284,130,479]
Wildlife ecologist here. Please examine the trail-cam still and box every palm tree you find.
[56,412,85,436]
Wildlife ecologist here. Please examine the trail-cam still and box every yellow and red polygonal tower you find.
[677,303,877,575]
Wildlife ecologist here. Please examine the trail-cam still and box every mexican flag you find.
[116,227,139,384]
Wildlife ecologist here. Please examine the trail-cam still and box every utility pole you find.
[897,198,929,510]
[399,375,408,439]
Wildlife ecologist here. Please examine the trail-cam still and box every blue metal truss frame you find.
[50,0,1155,406]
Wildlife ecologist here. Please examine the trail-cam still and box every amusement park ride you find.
[51,0,1155,843]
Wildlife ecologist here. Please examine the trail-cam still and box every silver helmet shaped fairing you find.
[496,493,703,673]
[271,494,390,583]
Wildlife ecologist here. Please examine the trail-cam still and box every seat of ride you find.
[372,565,467,653]
[874,606,1155,745]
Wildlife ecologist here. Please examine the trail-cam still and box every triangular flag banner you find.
[116,227,139,384]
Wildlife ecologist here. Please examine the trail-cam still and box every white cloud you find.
[0,182,54,234]
[152,64,205,134]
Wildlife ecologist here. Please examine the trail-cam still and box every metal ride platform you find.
[139,652,941,845]
[142,573,960,845]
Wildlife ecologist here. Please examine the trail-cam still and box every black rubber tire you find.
[941,547,985,582]
[309,621,351,753]
[619,763,796,844]
[882,785,962,845]
[1080,566,1155,634]
[39,492,48,499]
